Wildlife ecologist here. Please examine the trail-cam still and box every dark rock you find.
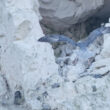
[42,91,48,98]
[14,91,24,105]
[37,96,41,101]
[92,74,102,78]
[51,83,60,88]
[92,85,97,92]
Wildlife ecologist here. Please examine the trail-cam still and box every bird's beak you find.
[38,37,47,42]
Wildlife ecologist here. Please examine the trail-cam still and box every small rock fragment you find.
[51,83,60,88]
[14,91,24,105]
[92,85,97,92]
[42,91,48,98]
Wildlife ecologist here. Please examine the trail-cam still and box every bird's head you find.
[38,34,60,43]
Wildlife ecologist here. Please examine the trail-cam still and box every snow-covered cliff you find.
[0,0,110,110]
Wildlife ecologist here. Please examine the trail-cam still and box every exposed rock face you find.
[95,0,110,18]
[39,0,110,40]
[1,0,110,110]
[39,0,104,31]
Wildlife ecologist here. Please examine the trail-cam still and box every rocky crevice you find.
[39,0,110,41]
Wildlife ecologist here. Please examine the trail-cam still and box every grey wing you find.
[77,27,103,49]
[38,34,77,47]
[38,35,59,43]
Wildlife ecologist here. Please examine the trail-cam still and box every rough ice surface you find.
[0,0,110,110]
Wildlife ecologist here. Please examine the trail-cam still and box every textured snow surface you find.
[0,0,110,110]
